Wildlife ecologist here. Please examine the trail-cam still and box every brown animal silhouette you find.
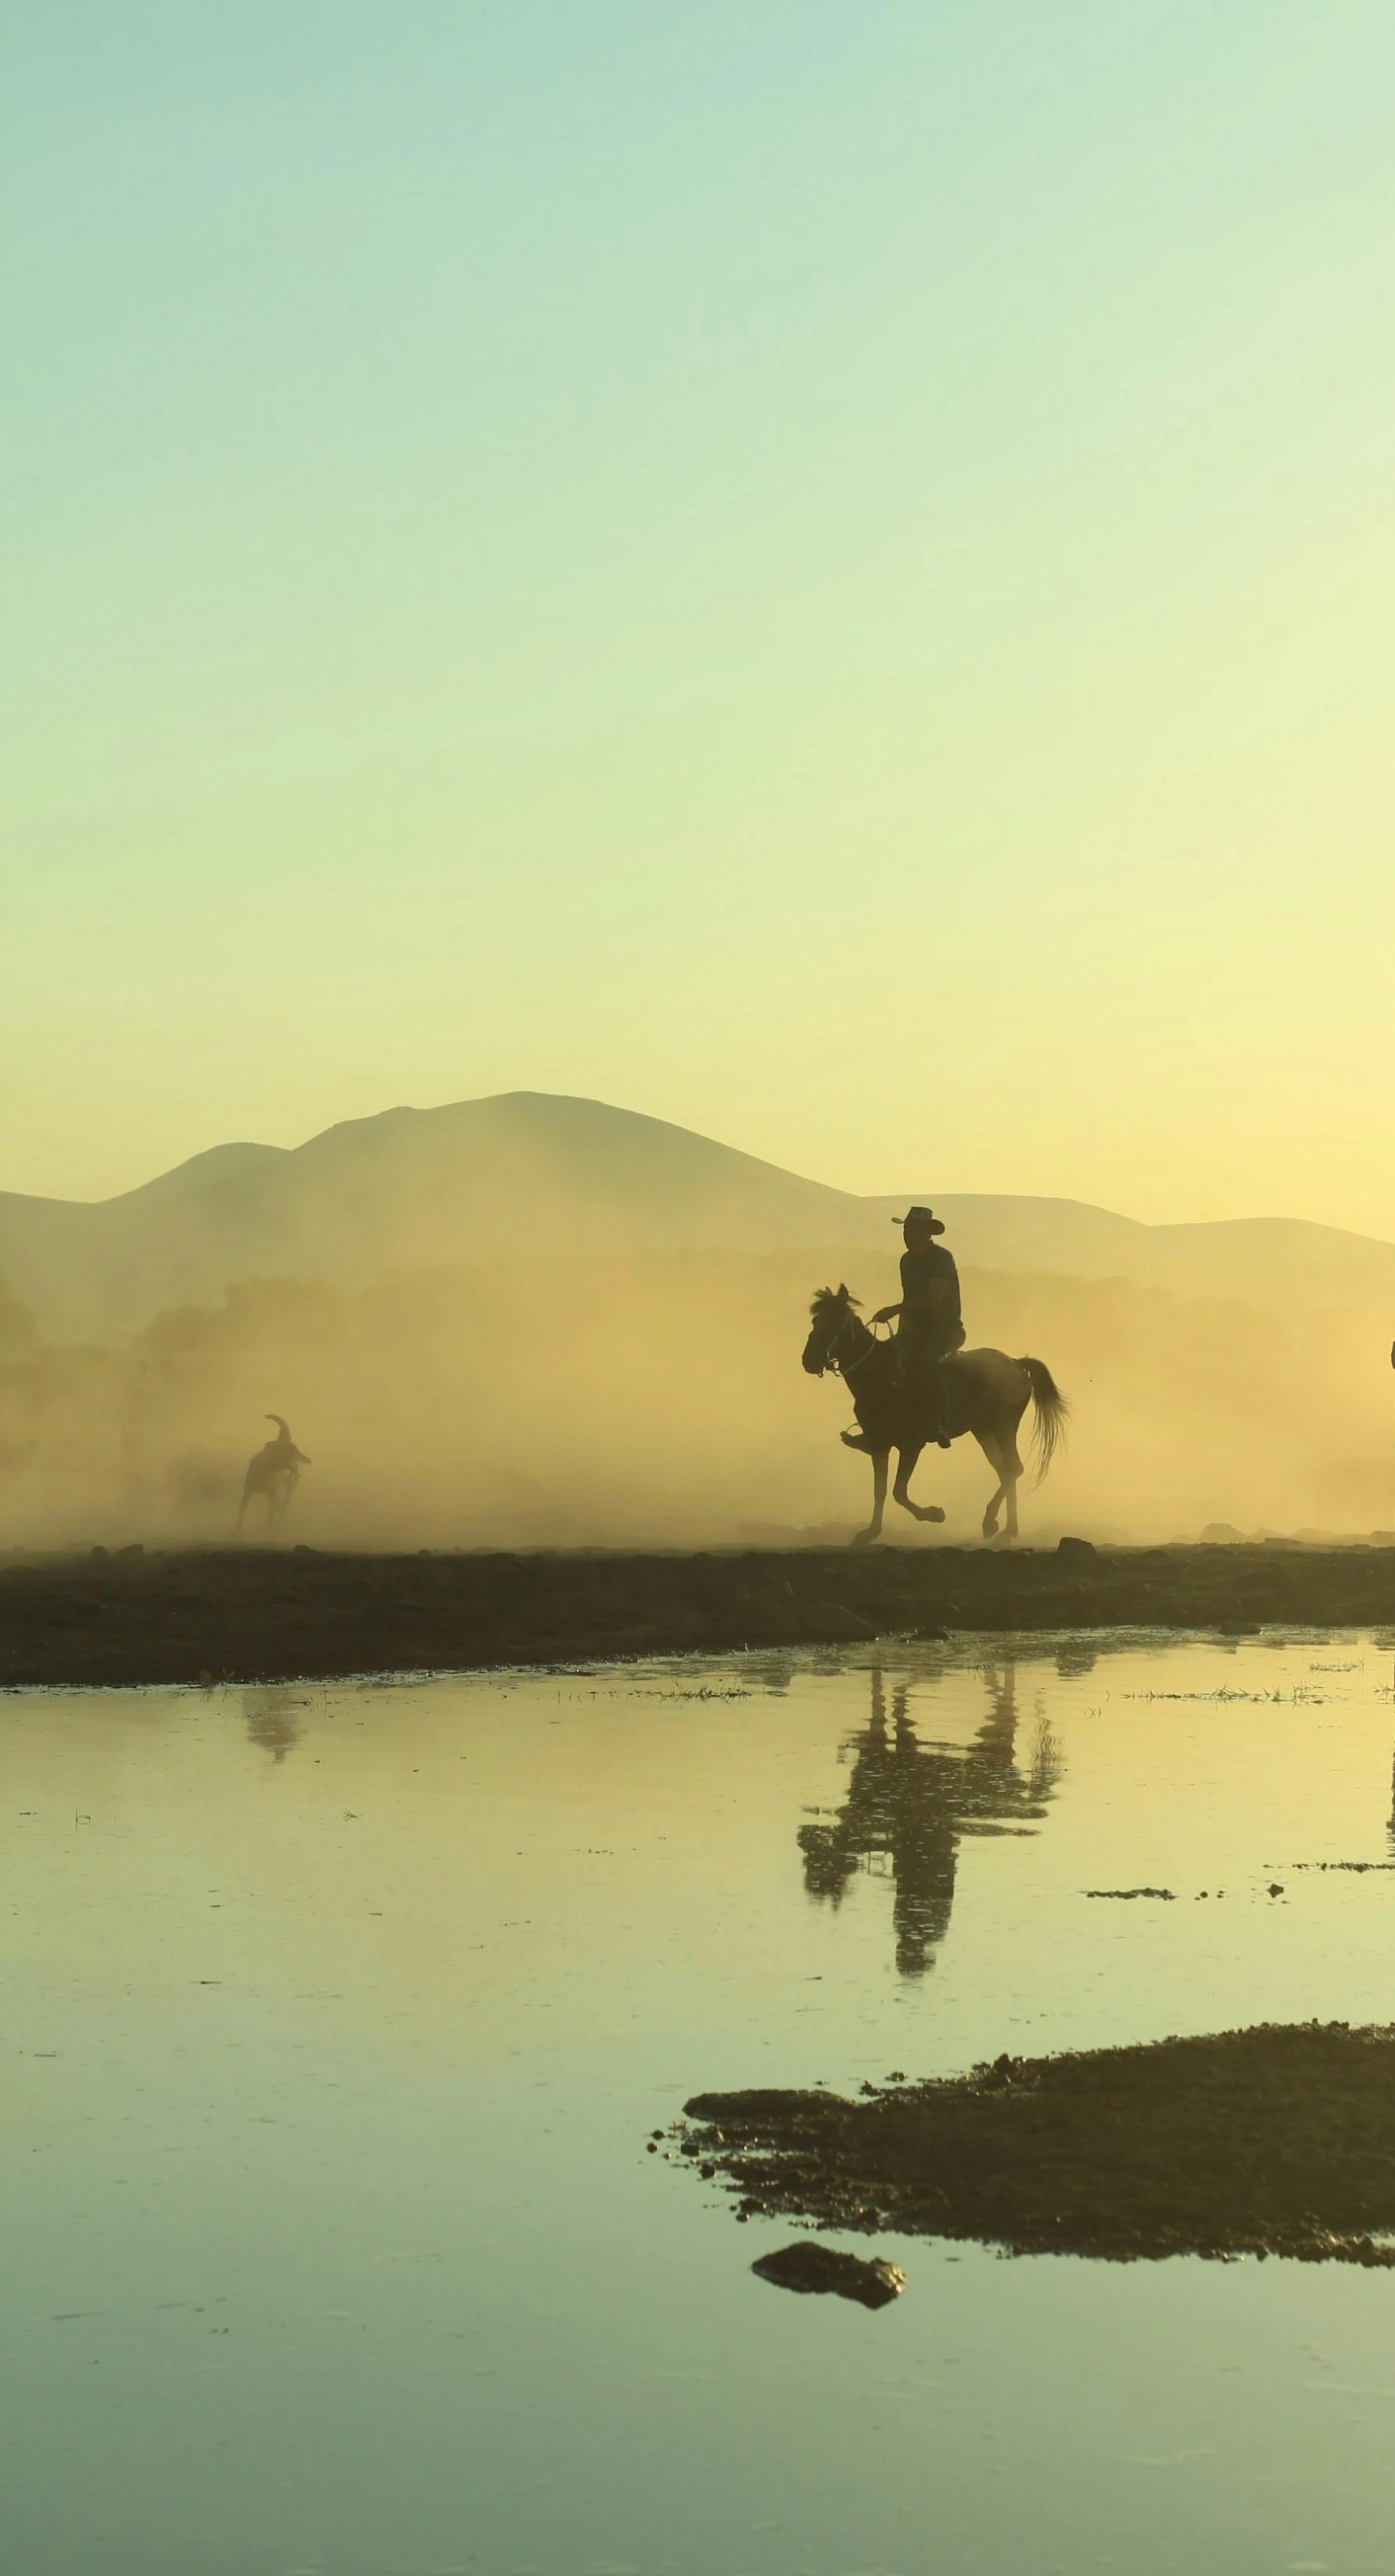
[802,1285,1066,1544]
[236,1415,310,1535]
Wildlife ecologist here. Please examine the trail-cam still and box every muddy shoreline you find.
[678,2023,1395,2264]
[1,1538,1394,1688]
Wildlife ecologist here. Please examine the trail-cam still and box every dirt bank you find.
[1,1538,1393,1688]
[678,2023,1395,2264]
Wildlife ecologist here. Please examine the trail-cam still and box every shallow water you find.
[5,1631,1395,2576]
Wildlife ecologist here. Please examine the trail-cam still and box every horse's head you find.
[802,1283,861,1376]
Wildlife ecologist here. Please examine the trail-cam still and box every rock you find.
[1055,1535,1097,1566]
[751,2241,905,2308]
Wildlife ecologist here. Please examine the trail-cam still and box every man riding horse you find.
[873,1206,964,1448]
[802,1210,1066,1544]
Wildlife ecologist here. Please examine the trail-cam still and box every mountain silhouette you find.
[3,1089,1394,1341]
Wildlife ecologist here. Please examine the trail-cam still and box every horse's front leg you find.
[852,1450,889,1546]
[891,1442,946,1524]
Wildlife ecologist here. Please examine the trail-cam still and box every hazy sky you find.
[6,4,1395,1230]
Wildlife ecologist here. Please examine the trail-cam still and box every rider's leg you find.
[928,1355,953,1448]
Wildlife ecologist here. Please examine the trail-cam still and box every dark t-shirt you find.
[900,1244,961,1338]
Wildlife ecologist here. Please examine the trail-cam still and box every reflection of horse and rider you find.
[803,1205,1068,1544]
[797,1662,1060,1975]
[243,1685,303,1763]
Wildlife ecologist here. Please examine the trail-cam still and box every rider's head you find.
[895,1205,944,1250]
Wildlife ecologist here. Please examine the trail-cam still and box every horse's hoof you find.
[928,1506,945,1523]
[851,1529,877,1549]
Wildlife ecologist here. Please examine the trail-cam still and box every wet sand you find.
[2,1538,1394,1687]
[680,2023,1395,2264]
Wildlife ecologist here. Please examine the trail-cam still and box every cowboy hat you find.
[893,1205,945,1234]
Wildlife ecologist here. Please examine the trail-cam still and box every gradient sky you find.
[6,3,1395,1230]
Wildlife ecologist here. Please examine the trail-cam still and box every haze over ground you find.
[1,1092,1392,1554]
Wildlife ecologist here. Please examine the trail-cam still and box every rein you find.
[824,1310,890,1379]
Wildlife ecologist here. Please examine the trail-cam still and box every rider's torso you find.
[898,1245,961,1346]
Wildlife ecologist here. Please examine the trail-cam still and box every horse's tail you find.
[1015,1357,1068,1487]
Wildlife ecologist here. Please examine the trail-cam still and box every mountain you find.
[0,1095,884,1340]
[2,1090,1394,1342]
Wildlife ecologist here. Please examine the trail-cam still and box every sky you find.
[6,2,1395,1232]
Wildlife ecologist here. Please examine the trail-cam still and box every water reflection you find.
[243,1685,304,1764]
[798,1661,1061,1974]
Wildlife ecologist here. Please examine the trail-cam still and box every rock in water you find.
[751,2242,905,2308]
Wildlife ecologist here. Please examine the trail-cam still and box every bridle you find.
[822,1306,890,1379]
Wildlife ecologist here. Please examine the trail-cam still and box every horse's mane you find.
[809,1284,862,1320]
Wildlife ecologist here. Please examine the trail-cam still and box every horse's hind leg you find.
[1002,1417,1026,1541]
[975,1430,1009,1539]
[853,1450,889,1547]
[892,1443,946,1525]
[993,1447,1022,1541]
[977,1419,1026,1542]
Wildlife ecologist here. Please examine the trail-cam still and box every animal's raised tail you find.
[1015,1357,1068,1485]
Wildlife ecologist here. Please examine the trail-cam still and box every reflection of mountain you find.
[243,1686,303,1765]
[798,1664,1060,1975]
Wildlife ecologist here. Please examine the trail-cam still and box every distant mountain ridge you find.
[2,1090,1393,1342]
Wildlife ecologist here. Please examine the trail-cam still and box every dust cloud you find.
[0,1251,1390,1553]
